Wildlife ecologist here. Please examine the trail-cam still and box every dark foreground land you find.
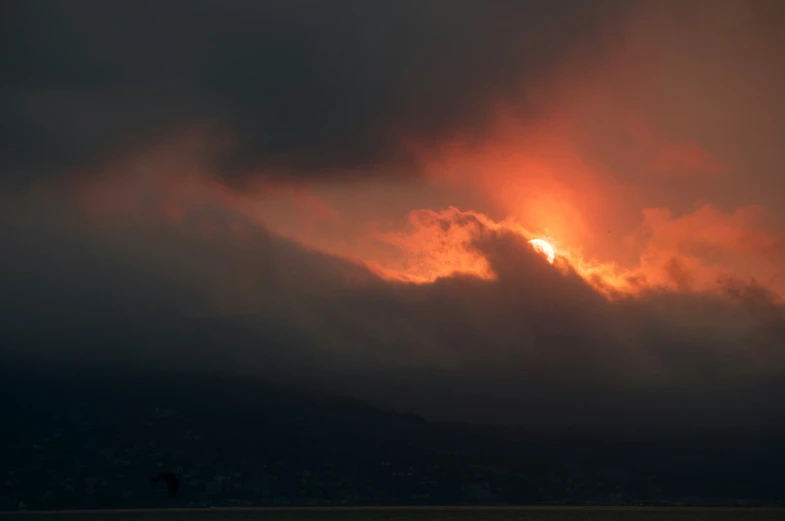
[2,361,784,510]
[1,507,785,521]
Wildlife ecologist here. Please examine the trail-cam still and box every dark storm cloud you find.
[1,0,626,185]
[3,198,784,440]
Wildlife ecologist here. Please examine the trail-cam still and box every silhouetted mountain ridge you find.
[1,360,784,510]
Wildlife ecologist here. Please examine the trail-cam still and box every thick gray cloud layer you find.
[2,198,784,440]
[2,0,625,184]
[3,0,785,443]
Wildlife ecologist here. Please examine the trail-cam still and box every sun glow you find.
[528,238,556,264]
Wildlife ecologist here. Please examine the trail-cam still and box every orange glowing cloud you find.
[351,201,785,304]
[371,208,496,282]
[631,205,785,296]
[61,117,785,307]
[68,134,243,226]
[366,206,584,285]
[410,115,612,255]
[620,115,725,178]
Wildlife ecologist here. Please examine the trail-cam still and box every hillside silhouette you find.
[1,360,783,510]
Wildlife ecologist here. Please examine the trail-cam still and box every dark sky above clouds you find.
[2,0,785,442]
[2,0,626,183]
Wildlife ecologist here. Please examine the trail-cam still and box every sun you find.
[528,238,555,264]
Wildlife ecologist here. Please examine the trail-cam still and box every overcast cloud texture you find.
[2,0,785,441]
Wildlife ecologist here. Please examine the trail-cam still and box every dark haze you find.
[2,0,785,444]
[2,196,784,440]
[2,0,625,184]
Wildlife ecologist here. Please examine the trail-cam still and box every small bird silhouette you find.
[151,471,179,498]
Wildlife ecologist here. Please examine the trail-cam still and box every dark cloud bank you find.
[2,0,785,444]
[2,0,626,184]
[2,198,784,442]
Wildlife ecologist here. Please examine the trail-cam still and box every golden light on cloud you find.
[72,146,785,306]
[339,204,785,302]
[528,238,556,264]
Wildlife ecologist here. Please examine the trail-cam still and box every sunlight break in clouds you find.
[4,0,785,435]
[359,204,785,302]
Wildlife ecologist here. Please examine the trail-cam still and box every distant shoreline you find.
[2,505,783,515]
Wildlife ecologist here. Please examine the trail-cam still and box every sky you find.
[2,0,785,439]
